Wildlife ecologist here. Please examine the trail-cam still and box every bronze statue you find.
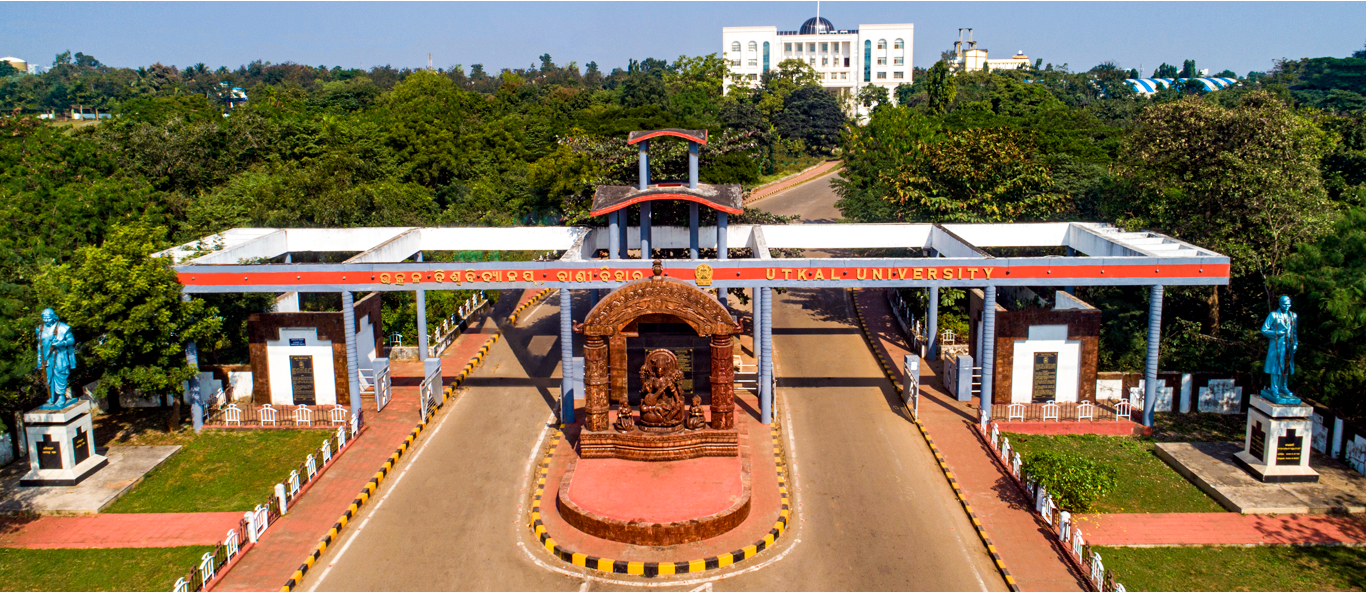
[685,394,706,430]
[638,349,686,431]
[614,402,635,432]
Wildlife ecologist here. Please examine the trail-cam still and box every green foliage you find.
[1020,449,1119,512]
[1099,546,1366,592]
[1010,433,1222,513]
[924,60,956,114]
[33,225,222,400]
[0,546,216,592]
[774,86,845,154]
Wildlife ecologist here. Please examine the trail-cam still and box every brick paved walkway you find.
[0,512,243,549]
[1077,512,1366,547]
[745,160,841,204]
[214,304,508,592]
[852,288,1088,592]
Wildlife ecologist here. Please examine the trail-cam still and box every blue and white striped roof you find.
[1125,77,1238,95]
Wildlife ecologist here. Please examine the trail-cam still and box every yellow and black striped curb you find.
[528,422,791,577]
[848,288,1023,592]
[280,331,503,592]
[509,288,554,326]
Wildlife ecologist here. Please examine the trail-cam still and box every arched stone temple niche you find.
[575,261,741,460]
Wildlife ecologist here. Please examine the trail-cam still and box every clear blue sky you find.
[3,2,1363,77]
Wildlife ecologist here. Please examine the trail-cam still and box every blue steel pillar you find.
[1143,285,1164,427]
[979,286,997,421]
[608,211,620,260]
[639,140,651,259]
[751,287,762,407]
[560,289,574,424]
[341,291,362,423]
[183,294,203,432]
[927,286,939,361]
[760,287,774,424]
[619,211,630,259]
[689,203,699,259]
[415,252,428,361]
[717,213,729,309]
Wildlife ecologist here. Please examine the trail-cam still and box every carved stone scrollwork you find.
[583,335,609,432]
[709,334,735,430]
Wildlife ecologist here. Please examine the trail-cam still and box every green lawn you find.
[1100,545,1366,592]
[0,546,212,592]
[106,429,328,513]
[1003,433,1223,513]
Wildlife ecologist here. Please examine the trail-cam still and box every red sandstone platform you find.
[995,420,1144,436]
[538,392,783,563]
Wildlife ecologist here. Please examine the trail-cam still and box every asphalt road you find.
[750,169,844,223]
[300,285,1007,592]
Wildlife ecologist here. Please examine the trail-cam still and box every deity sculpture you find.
[638,349,686,431]
[614,401,635,432]
[685,394,707,430]
[35,308,77,410]
[1260,295,1299,405]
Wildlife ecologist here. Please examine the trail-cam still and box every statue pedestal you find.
[20,401,108,487]
[1233,395,1319,483]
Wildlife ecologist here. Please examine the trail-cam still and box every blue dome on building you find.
[799,17,834,35]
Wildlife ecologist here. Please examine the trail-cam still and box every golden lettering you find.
[434,271,445,282]
[814,269,825,280]
[523,270,534,282]
[983,267,994,279]
[465,270,476,282]
[411,272,422,283]
[943,268,954,280]
[766,269,777,280]
[968,268,978,279]
[857,268,867,280]
[873,269,884,280]
[928,268,938,279]
[395,273,405,286]
[615,270,626,282]
[575,271,587,282]
[600,267,610,281]
[380,273,392,284]
[632,271,644,280]
[556,271,569,281]
[797,270,808,280]
[913,268,923,280]
[958,268,964,279]
[481,272,493,282]
[898,268,908,279]
[782,269,793,279]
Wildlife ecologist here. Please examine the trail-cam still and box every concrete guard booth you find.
[968,288,1101,404]
[159,220,1229,429]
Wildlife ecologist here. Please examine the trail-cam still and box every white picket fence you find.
[983,422,1129,592]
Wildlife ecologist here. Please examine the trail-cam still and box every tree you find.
[0,61,17,77]
[924,60,956,114]
[880,128,1068,222]
[33,224,223,405]
[1178,59,1198,78]
[1274,208,1366,415]
[756,58,819,116]
[773,86,845,153]
[1153,63,1179,78]
[857,84,890,112]
[894,82,915,106]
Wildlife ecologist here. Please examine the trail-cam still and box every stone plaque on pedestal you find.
[1233,395,1319,483]
[20,401,108,486]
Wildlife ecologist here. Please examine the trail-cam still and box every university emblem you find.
[694,264,713,286]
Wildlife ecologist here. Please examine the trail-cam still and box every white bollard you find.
[243,510,258,543]
[275,482,288,515]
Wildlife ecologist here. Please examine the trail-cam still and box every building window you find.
[821,43,829,53]
[893,71,904,79]
[784,43,792,52]
[732,41,741,52]
[877,71,887,79]
[822,58,828,66]
[747,73,757,80]
[894,39,904,50]
[731,60,740,67]
[748,41,757,52]
[796,43,803,53]
[748,59,757,67]
[763,41,770,73]
[809,57,816,66]
[833,44,841,55]
[844,57,850,67]
[878,39,887,50]
[877,57,886,65]
[894,57,904,65]
[808,43,816,52]
[864,40,872,82]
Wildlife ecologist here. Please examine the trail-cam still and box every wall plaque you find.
[37,435,62,470]
[72,427,90,465]
[289,355,317,405]
[1276,429,1303,466]
[289,338,306,346]
[1250,421,1266,460]
[1031,352,1059,401]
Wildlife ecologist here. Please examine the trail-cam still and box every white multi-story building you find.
[723,17,913,108]
[952,28,1030,72]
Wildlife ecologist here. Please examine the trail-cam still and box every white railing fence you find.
[979,420,1131,592]
[374,363,393,412]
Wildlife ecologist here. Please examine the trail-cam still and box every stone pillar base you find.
[20,401,108,487]
[1235,395,1319,484]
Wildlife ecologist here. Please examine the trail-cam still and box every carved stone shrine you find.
[575,260,740,462]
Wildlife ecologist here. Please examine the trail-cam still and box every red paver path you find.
[746,160,842,204]
[995,420,1142,436]
[214,305,507,592]
[0,512,243,549]
[567,455,742,523]
[852,288,1089,592]
[1077,513,1366,546]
